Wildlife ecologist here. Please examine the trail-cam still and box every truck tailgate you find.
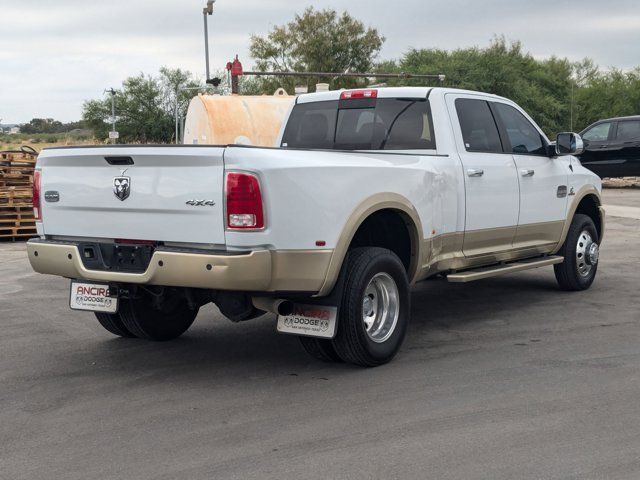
[38,146,226,245]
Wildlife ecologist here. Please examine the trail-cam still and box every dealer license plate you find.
[69,281,118,313]
[277,304,337,339]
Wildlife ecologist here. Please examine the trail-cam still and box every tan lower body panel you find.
[270,250,333,291]
[512,221,564,249]
[27,240,332,293]
[462,225,517,257]
[29,220,568,295]
[417,221,565,281]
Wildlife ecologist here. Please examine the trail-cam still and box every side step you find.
[446,256,564,283]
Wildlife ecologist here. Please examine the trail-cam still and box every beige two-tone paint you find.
[317,187,603,295]
[317,193,424,296]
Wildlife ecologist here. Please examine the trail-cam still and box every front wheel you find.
[554,213,600,291]
[331,247,410,367]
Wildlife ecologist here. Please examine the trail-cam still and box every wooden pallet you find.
[0,226,37,239]
[0,170,34,188]
[0,211,37,240]
[0,165,34,175]
[0,188,33,207]
[0,209,36,239]
[0,151,37,162]
[0,179,35,238]
[0,205,34,217]
[0,151,38,240]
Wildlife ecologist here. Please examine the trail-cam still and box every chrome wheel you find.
[576,230,598,277]
[362,272,399,343]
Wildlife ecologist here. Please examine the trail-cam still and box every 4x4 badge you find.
[113,176,131,201]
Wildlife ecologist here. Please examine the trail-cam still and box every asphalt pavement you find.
[1,189,639,480]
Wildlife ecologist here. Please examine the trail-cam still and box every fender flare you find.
[552,185,604,254]
[317,193,424,297]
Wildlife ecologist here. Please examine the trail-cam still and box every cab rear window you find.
[281,98,436,150]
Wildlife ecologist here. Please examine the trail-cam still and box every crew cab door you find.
[611,119,640,177]
[446,95,519,256]
[579,121,614,177]
[490,101,568,247]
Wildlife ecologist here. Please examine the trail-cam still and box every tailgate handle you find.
[105,156,134,166]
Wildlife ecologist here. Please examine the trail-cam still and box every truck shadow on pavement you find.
[54,270,584,383]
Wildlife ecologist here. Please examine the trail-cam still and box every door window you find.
[616,120,640,141]
[582,123,612,142]
[492,103,546,155]
[455,98,502,153]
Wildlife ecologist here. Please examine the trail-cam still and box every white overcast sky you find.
[1,0,639,123]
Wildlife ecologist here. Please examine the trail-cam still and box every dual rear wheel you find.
[299,247,410,367]
[94,291,198,341]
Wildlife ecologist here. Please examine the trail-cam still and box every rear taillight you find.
[340,89,378,100]
[225,172,264,230]
[33,170,42,221]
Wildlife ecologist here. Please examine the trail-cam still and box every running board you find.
[446,256,564,283]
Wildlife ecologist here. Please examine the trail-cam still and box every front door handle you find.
[467,168,484,177]
[520,169,535,177]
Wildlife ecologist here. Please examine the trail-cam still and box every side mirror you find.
[556,132,584,156]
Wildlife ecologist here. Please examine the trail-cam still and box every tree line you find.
[20,118,85,134]
[79,7,639,143]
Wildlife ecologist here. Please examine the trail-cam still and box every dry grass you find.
[0,138,98,153]
[602,177,640,189]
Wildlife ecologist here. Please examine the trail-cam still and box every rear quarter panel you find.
[223,147,464,257]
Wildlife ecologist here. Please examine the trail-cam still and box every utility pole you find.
[203,1,215,82]
[104,88,117,144]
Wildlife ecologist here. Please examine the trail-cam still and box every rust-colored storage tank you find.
[183,91,294,147]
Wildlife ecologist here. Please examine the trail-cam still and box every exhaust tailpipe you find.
[251,297,294,316]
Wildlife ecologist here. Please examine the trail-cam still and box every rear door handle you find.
[520,169,535,177]
[467,168,484,177]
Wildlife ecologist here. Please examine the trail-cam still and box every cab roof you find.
[295,86,509,104]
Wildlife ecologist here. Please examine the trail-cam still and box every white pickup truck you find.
[28,87,604,367]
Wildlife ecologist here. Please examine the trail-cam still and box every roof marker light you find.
[340,89,378,100]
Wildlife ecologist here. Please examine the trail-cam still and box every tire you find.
[94,312,136,338]
[119,291,198,341]
[554,213,600,291]
[331,247,410,367]
[298,337,343,363]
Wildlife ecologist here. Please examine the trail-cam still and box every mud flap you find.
[276,252,350,339]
